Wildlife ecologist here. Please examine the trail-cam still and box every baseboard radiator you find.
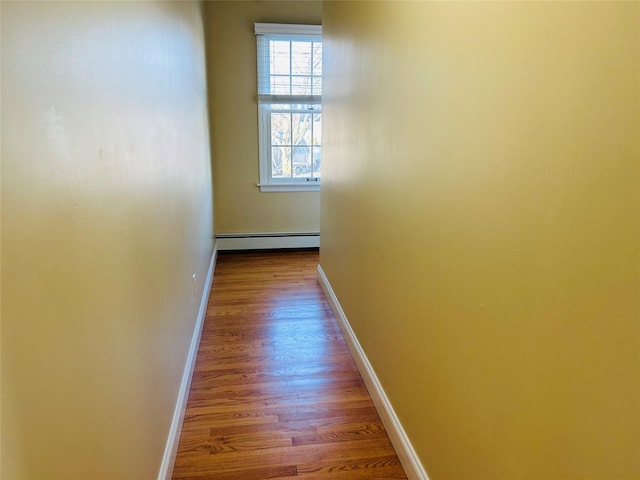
[216,232,320,251]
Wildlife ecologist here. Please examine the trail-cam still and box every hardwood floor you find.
[171,250,407,479]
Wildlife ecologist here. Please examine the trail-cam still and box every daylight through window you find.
[255,23,322,192]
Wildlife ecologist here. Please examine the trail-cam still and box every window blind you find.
[255,23,322,105]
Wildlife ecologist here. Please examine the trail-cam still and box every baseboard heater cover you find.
[216,232,320,250]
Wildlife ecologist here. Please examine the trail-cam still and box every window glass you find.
[256,25,322,190]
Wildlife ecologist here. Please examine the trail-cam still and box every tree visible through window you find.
[255,23,322,192]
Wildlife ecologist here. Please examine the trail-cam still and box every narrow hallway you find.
[171,250,407,479]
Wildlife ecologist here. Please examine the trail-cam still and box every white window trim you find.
[254,23,321,36]
[255,23,322,193]
[257,183,321,192]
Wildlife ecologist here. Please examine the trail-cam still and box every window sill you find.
[257,183,320,193]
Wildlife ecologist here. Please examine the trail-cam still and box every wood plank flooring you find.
[172,250,407,479]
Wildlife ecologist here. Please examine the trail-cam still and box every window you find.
[255,23,322,192]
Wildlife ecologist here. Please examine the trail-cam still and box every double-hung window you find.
[255,23,322,192]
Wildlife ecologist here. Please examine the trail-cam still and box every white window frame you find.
[255,23,322,193]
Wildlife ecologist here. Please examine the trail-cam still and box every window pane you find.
[312,42,322,76]
[272,146,291,178]
[270,41,290,75]
[271,113,291,146]
[292,113,312,145]
[312,114,322,146]
[291,75,311,95]
[270,76,290,95]
[313,146,321,178]
[292,146,311,178]
[312,76,322,95]
[291,41,311,76]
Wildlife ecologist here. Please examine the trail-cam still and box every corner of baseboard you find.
[157,247,217,480]
[316,264,430,480]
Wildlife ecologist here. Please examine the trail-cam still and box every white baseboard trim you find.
[316,264,430,480]
[157,244,218,480]
[216,232,319,251]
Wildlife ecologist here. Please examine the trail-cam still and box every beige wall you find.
[1,2,213,478]
[320,2,639,479]
[204,1,321,234]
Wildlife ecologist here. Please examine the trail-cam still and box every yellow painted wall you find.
[204,1,321,234]
[1,1,213,478]
[320,2,639,479]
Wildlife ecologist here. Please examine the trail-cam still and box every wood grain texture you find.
[172,250,407,479]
